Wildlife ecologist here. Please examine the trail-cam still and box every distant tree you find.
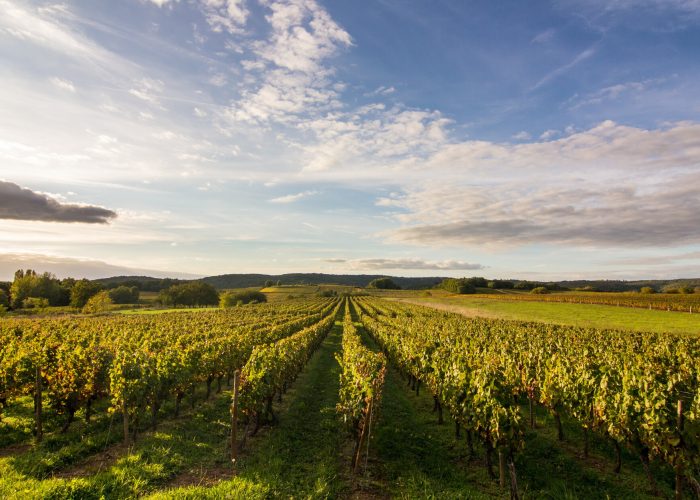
[368,278,401,290]
[487,279,514,289]
[23,297,50,309]
[640,286,656,294]
[439,278,475,294]
[70,279,103,308]
[695,286,700,294]
[264,280,275,288]
[678,285,694,294]
[159,282,219,306]
[0,289,8,308]
[464,276,488,288]
[82,291,113,314]
[514,281,536,290]
[108,285,140,304]
[220,290,267,307]
[531,286,549,294]
[276,280,282,286]
[11,269,68,308]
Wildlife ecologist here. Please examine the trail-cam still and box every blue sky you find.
[0,0,699,280]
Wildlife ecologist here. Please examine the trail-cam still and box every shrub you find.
[368,278,401,290]
[531,287,549,294]
[678,286,694,294]
[220,290,267,307]
[82,291,113,314]
[439,278,475,294]
[640,286,656,294]
[23,297,50,309]
[108,285,140,304]
[159,282,219,306]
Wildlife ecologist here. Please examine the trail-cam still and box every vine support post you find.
[34,365,42,443]
[675,399,684,500]
[122,399,130,444]
[498,448,506,488]
[231,370,240,469]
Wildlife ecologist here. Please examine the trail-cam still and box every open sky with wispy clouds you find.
[1,0,699,280]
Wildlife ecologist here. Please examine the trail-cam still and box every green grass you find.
[397,296,700,334]
[150,322,349,499]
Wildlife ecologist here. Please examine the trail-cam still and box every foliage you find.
[531,286,550,294]
[158,282,219,306]
[0,289,8,308]
[356,297,700,490]
[107,285,140,304]
[336,301,386,457]
[70,279,103,308]
[220,290,267,307]
[640,286,656,294]
[487,279,514,289]
[368,278,401,290]
[10,269,70,308]
[22,297,49,309]
[82,291,114,314]
[439,278,475,294]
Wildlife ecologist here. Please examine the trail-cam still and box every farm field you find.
[1,295,698,498]
[390,295,700,335]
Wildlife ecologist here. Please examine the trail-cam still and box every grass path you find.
[149,321,349,499]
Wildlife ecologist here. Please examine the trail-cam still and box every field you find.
[0,293,699,498]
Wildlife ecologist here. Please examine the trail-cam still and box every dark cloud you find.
[0,181,116,223]
[388,173,700,248]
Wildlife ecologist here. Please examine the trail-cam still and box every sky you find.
[0,0,699,281]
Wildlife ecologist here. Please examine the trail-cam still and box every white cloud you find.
[531,46,596,91]
[377,121,700,248]
[531,28,555,43]
[49,76,75,92]
[269,189,318,203]
[128,77,165,107]
[512,131,531,140]
[326,258,484,271]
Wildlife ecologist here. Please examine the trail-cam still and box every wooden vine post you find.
[230,370,240,470]
[123,399,130,444]
[34,365,42,443]
[675,399,684,500]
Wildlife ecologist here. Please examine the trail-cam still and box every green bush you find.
[640,286,656,294]
[439,278,475,294]
[220,290,267,307]
[82,291,113,314]
[531,287,549,294]
[368,278,401,290]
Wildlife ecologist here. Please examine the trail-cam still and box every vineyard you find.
[0,295,698,498]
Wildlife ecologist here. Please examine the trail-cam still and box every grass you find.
[395,296,700,334]
[149,321,349,499]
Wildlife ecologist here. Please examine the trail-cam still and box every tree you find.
[220,290,267,307]
[82,291,113,314]
[514,281,536,290]
[10,269,68,308]
[368,278,401,290]
[158,282,219,306]
[108,286,140,304]
[0,289,8,308]
[23,297,49,309]
[264,280,275,288]
[487,279,514,289]
[439,278,475,294]
[70,279,103,308]
[640,286,656,294]
[531,286,549,294]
